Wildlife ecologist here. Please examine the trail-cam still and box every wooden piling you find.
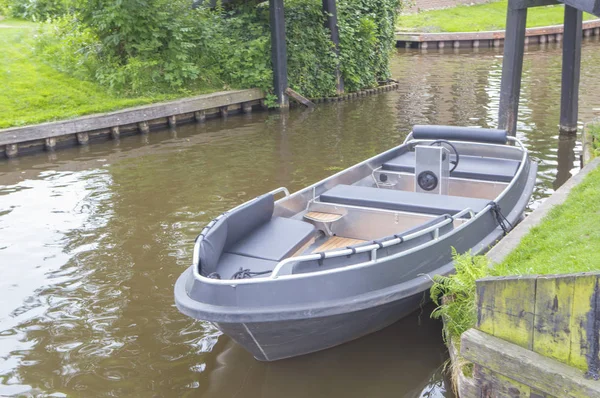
[168,115,177,128]
[498,3,528,136]
[194,110,206,123]
[242,102,253,114]
[269,0,289,108]
[44,137,56,151]
[111,126,120,139]
[76,132,89,145]
[138,121,150,134]
[322,0,344,95]
[219,106,228,118]
[560,5,583,134]
[5,144,18,158]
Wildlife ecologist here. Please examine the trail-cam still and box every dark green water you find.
[1,39,599,397]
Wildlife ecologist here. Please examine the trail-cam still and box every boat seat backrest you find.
[320,184,489,216]
[198,217,228,276]
[198,194,274,276]
[381,152,519,183]
[224,194,275,249]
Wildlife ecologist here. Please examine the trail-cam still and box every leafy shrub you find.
[5,0,72,20]
[430,249,489,342]
[31,0,402,98]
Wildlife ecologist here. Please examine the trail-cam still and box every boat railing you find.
[269,207,475,279]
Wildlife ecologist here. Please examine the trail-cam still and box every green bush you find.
[4,0,72,20]
[30,0,401,98]
[430,249,489,342]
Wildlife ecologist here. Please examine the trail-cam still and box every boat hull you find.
[216,291,425,361]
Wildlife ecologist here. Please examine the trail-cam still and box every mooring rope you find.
[489,201,513,236]
[231,268,272,280]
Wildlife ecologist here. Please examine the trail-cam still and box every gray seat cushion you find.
[227,217,316,261]
[320,185,489,215]
[382,152,519,183]
[216,253,277,279]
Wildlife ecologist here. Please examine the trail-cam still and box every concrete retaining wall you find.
[0,89,266,158]
[396,19,600,49]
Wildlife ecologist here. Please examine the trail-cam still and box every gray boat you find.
[174,125,537,361]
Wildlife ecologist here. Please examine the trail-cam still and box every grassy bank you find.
[0,19,222,129]
[432,162,600,341]
[397,0,596,33]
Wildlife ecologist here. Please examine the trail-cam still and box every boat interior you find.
[196,129,524,280]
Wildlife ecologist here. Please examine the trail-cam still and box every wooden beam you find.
[560,0,600,17]
[461,328,600,397]
[509,0,559,9]
[560,5,583,133]
[322,0,344,95]
[498,1,528,136]
[285,88,315,108]
[270,0,289,108]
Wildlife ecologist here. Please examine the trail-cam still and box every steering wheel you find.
[429,140,460,173]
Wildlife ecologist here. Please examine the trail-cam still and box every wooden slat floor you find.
[313,236,365,253]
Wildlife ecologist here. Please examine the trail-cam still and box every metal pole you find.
[322,0,344,95]
[498,2,528,136]
[270,0,289,108]
[559,5,582,134]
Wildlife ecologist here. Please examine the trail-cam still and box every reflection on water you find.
[1,39,599,397]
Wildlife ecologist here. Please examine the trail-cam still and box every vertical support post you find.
[498,2,527,136]
[322,0,344,95]
[560,6,583,134]
[270,0,289,108]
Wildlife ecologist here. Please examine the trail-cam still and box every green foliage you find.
[338,0,399,91]
[21,0,401,98]
[430,249,489,341]
[3,0,72,20]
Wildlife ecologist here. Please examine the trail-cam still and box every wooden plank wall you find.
[460,272,600,397]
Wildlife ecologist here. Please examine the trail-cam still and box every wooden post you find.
[560,5,583,134]
[5,144,18,158]
[269,0,289,108]
[111,126,120,139]
[45,137,56,151]
[498,2,528,136]
[168,115,177,128]
[242,102,253,114]
[194,110,206,123]
[76,132,89,145]
[138,121,150,134]
[219,106,228,118]
[322,0,344,95]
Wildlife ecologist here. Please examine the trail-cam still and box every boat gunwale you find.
[189,137,529,286]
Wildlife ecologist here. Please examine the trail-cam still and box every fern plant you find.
[430,248,489,342]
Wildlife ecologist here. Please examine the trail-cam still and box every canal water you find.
[1,39,599,397]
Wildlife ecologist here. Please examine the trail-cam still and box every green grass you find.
[431,165,600,341]
[588,122,600,156]
[397,0,597,33]
[0,19,223,129]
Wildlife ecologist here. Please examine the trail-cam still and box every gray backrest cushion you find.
[224,194,274,249]
[198,217,228,276]
[413,125,507,144]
